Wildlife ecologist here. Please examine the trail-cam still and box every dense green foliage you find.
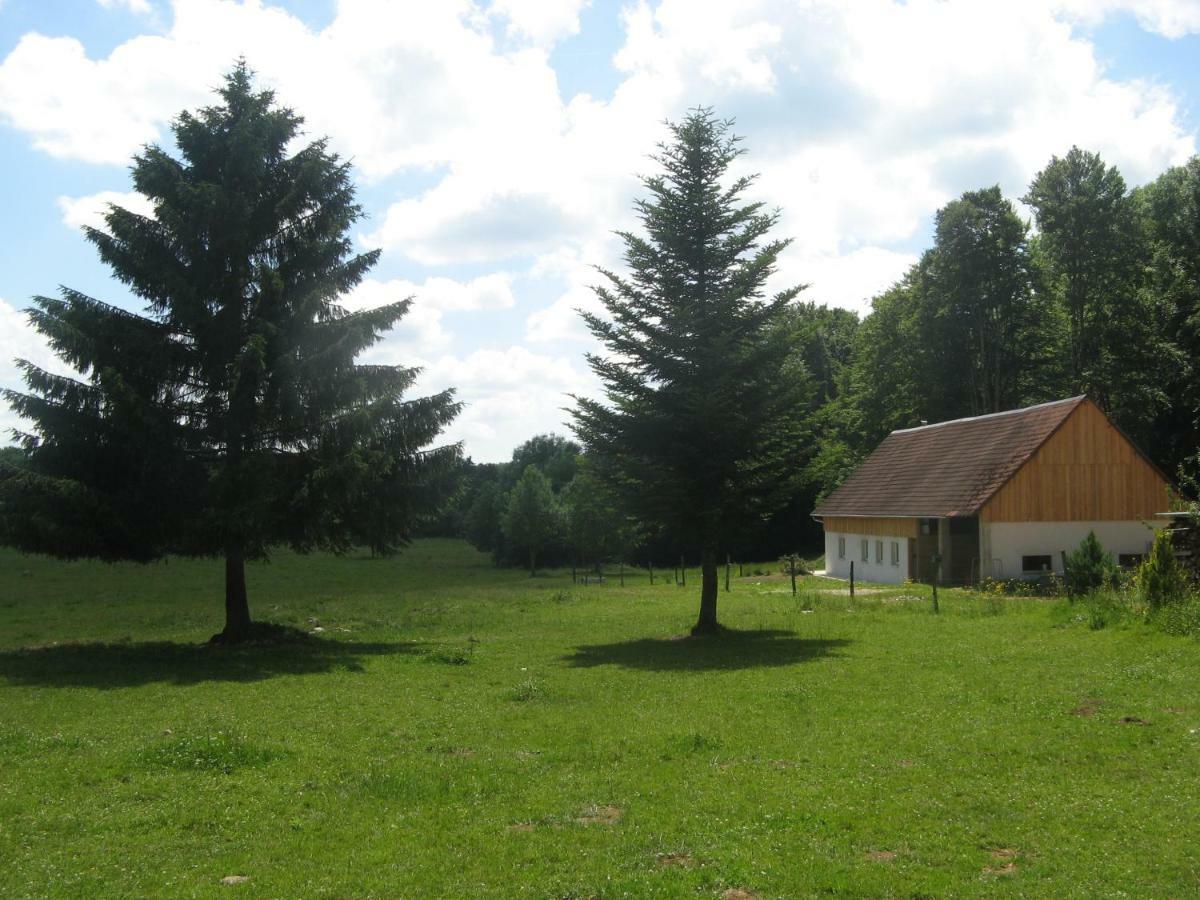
[843,147,1194,483]
[3,540,1200,896]
[572,110,811,632]
[501,466,560,574]
[0,64,460,638]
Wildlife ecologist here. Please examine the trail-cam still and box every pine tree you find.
[0,63,461,642]
[571,109,810,634]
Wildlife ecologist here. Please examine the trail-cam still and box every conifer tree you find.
[0,63,461,641]
[571,109,809,634]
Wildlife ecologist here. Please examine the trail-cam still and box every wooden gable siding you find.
[822,516,919,537]
[981,399,1170,523]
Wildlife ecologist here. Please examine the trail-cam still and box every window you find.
[1022,555,1052,573]
[875,540,883,564]
[1118,553,1143,569]
[891,541,900,566]
[837,536,845,560]
[861,539,869,562]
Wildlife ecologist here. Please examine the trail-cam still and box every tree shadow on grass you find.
[562,629,851,672]
[0,633,425,689]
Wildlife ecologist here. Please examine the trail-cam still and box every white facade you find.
[824,530,910,584]
[979,520,1162,580]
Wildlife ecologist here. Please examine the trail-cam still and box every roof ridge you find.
[891,395,1086,435]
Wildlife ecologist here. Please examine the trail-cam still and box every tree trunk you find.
[693,544,720,634]
[221,548,252,641]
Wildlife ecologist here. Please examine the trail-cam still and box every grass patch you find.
[1,539,1199,897]
[137,729,282,773]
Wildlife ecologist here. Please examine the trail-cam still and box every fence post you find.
[680,555,686,588]
[789,555,797,596]
[849,560,855,599]
[725,554,731,593]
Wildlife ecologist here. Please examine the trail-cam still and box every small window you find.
[1022,555,1052,573]
[837,536,846,560]
[1118,553,1143,569]
[875,540,883,564]
[891,541,900,566]
[861,539,869,562]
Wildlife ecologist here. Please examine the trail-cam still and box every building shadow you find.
[562,629,851,672]
[0,633,424,689]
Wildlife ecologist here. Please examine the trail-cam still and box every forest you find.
[442,147,1200,570]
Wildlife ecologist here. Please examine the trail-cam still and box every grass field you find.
[1,539,1198,898]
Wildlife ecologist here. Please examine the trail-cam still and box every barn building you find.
[813,396,1172,585]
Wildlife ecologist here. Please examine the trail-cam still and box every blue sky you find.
[2,0,1199,460]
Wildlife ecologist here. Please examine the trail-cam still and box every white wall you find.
[980,520,1163,580]
[824,531,909,584]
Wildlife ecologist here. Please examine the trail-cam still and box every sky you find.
[1,0,1199,462]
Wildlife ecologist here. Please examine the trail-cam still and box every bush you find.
[1138,529,1189,610]
[1063,532,1117,597]
[1155,595,1200,636]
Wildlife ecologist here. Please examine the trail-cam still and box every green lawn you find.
[1,539,1197,898]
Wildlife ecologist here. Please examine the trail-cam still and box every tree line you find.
[439,146,1200,580]
[3,62,1198,638]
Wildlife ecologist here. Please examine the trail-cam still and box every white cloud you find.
[489,0,590,46]
[97,0,154,14]
[57,190,155,233]
[1052,0,1200,38]
[344,273,516,356]
[779,248,919,316]
[412,347,598,461]
[3,0,1199,457]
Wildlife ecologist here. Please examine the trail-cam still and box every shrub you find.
[1138,529,1188,610]
[1156,595,1200,636]
[1064,532,1117,597]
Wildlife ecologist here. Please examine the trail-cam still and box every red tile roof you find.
[814,396,1087,519]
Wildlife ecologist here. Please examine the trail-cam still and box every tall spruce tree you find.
[571,109,809,634]
[0,63,461,641]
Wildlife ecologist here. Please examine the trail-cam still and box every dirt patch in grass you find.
[1070,699,1104,717]
[506,822,535,833]
[983,848,1019,876]
[576,805,622,825]
[1119,716,1151,726]
[866,850,896,862]
[722,889,759,900]
[655,852,694,868]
